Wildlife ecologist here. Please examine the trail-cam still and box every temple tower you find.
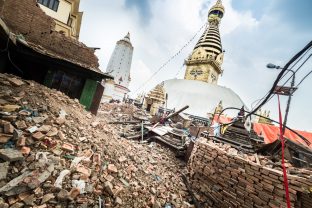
[103,32,134,101]
[184,0,225,84]
[106,32,133,89]
[144,83,166,116]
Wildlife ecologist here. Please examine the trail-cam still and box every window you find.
[67,16,73,27]
[51,71,85,99]
[38,0,59,12]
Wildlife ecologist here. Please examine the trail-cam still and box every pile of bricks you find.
[0,74,192,207]
[188,138,312,208]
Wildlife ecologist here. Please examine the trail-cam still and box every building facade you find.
[184,0,224,84]
[102,33,134,102]
[37,0,83,39]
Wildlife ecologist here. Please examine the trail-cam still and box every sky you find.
[79,0,312,131]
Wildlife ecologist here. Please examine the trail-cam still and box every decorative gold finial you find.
[209,0,224,14]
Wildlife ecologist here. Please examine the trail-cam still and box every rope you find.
[277,95,291,208]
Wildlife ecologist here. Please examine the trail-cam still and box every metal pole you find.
[282,70,295,134]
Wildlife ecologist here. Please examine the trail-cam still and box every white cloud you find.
[221,0,259,35]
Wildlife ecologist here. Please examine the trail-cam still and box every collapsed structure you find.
[0,0,112,114]
[0,0,311,208]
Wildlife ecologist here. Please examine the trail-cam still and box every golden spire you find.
[184,0,225,84]
[208,0,224,24]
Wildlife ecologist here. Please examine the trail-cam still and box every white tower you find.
[102,33,134,102]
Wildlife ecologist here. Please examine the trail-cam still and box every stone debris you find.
[0,162,9,180]
[0,74,190,207]
[0,149,24,162]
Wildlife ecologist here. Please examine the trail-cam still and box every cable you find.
[174,63,186,78]
[289,47,312,70]
[261,53,312,107]
[0,37,10,53]
[250,48,312,111]
[246,41,312,118]
[132,22,207,94]
[295,68,312,88]
[8,50,24,75]
[279,53,312,88]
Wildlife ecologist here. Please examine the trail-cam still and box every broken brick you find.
[76,164,91,177]
[69,188,80,199]
[107,164,118,173]
[3,123,14,134]
[32,132,45,140]
[61,143,75,152]
[20,147,31,155]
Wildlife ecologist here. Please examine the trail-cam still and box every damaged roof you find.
[0,0,112,79]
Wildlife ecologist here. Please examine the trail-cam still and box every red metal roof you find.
[253,123,312,149]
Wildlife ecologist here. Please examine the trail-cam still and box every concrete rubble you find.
[0,73,191,207]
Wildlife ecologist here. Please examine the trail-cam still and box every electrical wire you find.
[174,63,186,78]
[7,50,24,75]
[132,22,207,94]
[0,37,10,53]
[279,53,312,88]
[250,47,312,111]
[295,68,312,88]
[257,53,312,108]
[246,41,312,118]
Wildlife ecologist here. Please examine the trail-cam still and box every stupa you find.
[146,0,245,117]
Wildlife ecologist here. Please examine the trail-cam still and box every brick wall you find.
[0,0,99,69]
[188,139,312,208]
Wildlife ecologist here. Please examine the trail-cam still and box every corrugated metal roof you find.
[163,79,246,117]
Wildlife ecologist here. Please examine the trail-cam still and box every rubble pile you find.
[188,138,312,208]
[0,73,192,207]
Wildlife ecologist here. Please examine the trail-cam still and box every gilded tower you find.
[184,0,224,84]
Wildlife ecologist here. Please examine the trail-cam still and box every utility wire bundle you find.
[217,41,312,145]
[248,41,312,118]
